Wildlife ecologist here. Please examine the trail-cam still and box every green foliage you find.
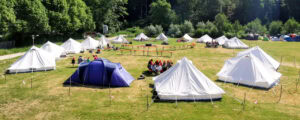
[282,18,299,34]
[144,25,163,37]
[194,21,218,38]
[149,0,176,29]
[0,0,16,33]
[245,18,267,35]
[214,13,232,35]
[269,21,283,35]
[180,21,194,36]
[167,24,181,37]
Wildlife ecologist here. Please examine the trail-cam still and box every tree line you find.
[0,0,299,46]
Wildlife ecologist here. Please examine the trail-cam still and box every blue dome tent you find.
[64,58,134,87]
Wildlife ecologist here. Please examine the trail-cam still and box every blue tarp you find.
[286,36,300,42]
[64,58,134,87]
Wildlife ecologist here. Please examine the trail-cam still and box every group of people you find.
[206,41,219,48]
[147,59,173,75]
[71,55,100,66]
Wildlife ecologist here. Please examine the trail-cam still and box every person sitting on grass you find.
[87,57,90,62]
[78,56,83,64]
[162,61,167,72]
[148,59,153,71]
[96,48,101,54]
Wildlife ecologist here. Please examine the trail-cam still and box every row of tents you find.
[153,46,280,100]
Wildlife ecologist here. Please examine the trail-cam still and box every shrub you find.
[269,21,283,35]
[168,24,182,37]
[282,18,299,34]
[180,21,194,35]
[144,25,163,37]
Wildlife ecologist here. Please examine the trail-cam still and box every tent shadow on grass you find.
[215,79,273,91]
[62,81,123,89]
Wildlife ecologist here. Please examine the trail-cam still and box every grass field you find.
[0,38,300,120]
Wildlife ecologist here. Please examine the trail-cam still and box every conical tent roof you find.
[216,36,229,45]
[156,33,168,41]
[61,38,82,54]
[81,36,99,50]
[197,34,213,43]
[223,37,248,49]
[134,33,149,41]
[180,34,193,42]
[8,46,56,73]
[237,46,280,70]
[217,54,281,89]
[154,57,225,100]
[112,35,129,44]
[98,35,108,47]
[41,41,65,59]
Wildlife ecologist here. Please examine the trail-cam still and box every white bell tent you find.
[223,37,249,49]
[98,35,108,47]
[81,36,99,50]
[41,41,66,59]
[179,34,193,42]
[134,33,149,41]
[156,33,168,41]
[237,46,280,70]
[8,46,56,73]
[61,38,82,54]
[217,54,281,89]
[111,35,129,44]
[196,34,213,43]
[216,36,229,45]
[153,57,225,100]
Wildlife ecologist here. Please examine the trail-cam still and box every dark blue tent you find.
[64,58,134,87]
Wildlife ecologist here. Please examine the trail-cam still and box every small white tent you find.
[41,41,66,59]
[179,34,193,42]
[216,36,229,45]
[134,33,149,41]
[154,57,225,100]
[196,34,213,43]
[217,54,281,89]
[8,46,56,73]
[223,37,249,49]
[111,35,129,44]
[98,35,108,48]
[237,46,280,70]
[156,33,168,41]
[61,38,82,54]
[81,36,99,50]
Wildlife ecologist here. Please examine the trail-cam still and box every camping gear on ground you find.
[64,58,134,87]
[156,33,168,41]
[41,41,66,59]
[263,36,269,41]
[196,34,213,43]
[134,33,149,41]
[216,36,229,45]
[223,37,249,49]
[217,54,281,89]
[178,34,193,42]
[205,42,218,48]
[237,46,280,70]
[279,35,290,41]
[7,46,56,73]
[81,36,99,50]
[271,37,280,41]
[61,38,82,54]
[153,57,225,100]
[111,35,129,44]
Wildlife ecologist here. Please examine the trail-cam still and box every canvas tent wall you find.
[179,34,193,42]
[153,57,225,100]
[196,34,213,43]
[64,59,134,87]
[156,33,168,41]
[237,46,280,70]
[81,36,99,50]
[41,41,66,59]
[216,36,229,45]
[61,38,82,54]
[111,35,129,44]
[7,46,56,73]
[98,35,108,48]
[223,37,249,49]
[134,33,149,41]
[217,54,281,89]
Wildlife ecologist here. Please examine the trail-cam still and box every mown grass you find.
[0,38,300,120]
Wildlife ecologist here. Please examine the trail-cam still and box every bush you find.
[282,18,299,34]
[168,24,182,37]
[245,18,267,35]
[269,21,283,36]
[144,25,163,37]
[155,25,163,35]
[180,21,194,35]
[194,28,210,38]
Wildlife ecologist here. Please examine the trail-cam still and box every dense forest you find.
[0,0,299,45]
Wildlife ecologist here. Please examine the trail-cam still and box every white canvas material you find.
[223,37,249,49]
[196,34,213,43]
[8,46,56,73]
[217,54,281,89]
[41,41,65,59]
[153,57,225,100]
[134,33,149,41]
[98,35,108,47]
[216,36,229,45]
[81,36,99,50]
[112,35,129,44]
[61,38,82,54]
[180,34,193,42]
[156,33,168,41]
[237,46,280,70]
